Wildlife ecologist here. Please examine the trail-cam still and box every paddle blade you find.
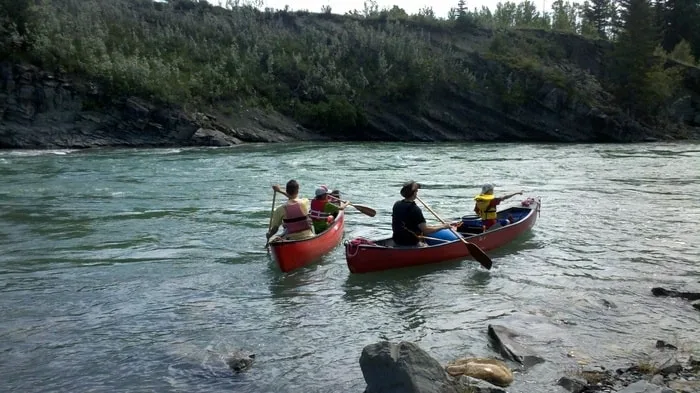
[350,204,376,217]
[465,242,492,270]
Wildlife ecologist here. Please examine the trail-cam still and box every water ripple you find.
[1,142,699,393]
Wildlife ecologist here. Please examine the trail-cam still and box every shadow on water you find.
[485,231,543,257]
[265,252,338,300]
[341,259,492,305]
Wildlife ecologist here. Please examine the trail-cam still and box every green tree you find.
[613,0,676,114]
[652,0,666,39]
[668,38,697,64]
[662,0,700,58]
[417,6,436,20]
[551,0,578,31]
[0,0,32,35]
[514,0,539,27]
[363,0,379,17]
[579,1,599,37]
[588,0,613,38]
[457,0,467,17]
[494,1,517,27]
[386,5,408,19]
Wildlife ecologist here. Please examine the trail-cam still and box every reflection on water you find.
[1,142,699,393]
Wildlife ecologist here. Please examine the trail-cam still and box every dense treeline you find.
[1,0,699,134]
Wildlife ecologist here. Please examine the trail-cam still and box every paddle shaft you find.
[415,195,461,236]
[264,190,277,249]
[415,195,492,270]
[419,235,457,243]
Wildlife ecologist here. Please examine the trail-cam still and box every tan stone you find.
[445,357,514,387]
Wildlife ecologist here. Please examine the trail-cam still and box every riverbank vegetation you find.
[1,0,699,135]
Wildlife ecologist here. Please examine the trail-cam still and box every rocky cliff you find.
[1,18,699,148]
[0,62,330,148]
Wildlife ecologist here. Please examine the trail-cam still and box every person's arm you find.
[419,221,455,235]
[324,202,340,214]
[272,184,290,198]
[266,225,280,239]
[266,207,284,239]
[500,190,524,201]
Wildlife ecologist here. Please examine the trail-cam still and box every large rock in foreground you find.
[359,341,460,393]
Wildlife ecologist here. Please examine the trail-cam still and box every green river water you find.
[1,142,699,393]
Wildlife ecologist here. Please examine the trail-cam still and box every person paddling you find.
[266,180,315,242]
[309,185,348,234]
[392,180,457,247]
[328,189,342,206]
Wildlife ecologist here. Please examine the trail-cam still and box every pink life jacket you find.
[282,202,313,234]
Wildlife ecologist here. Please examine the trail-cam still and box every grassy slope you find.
[4,0,698,141]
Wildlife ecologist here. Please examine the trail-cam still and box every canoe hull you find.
[345,198,540,274]
[270,210,345,273]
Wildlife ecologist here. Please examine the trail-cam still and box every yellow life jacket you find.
[474,193,497,220]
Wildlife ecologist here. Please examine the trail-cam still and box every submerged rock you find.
[655,340,678,350]
[445,357,513,387]
[487,324,545,367]
[225,350,255,372]
[651,287,700,301]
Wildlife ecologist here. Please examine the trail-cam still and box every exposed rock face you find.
[0,63,202,148]
[359,69,658,143]
[0,62,314,148]
[351,28,700,144]
[359,341,460,393]
[191,128,242,147]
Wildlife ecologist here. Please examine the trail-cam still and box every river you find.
[1,142,699,393]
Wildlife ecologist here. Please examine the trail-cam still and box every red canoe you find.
[270,210,345,272]
[344,197,541,274]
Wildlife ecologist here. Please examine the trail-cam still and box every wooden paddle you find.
[264,190,277,250]
[327,195,376,217]
[415,195,493,270]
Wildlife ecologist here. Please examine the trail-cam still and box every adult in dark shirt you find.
[392,180,454,246]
